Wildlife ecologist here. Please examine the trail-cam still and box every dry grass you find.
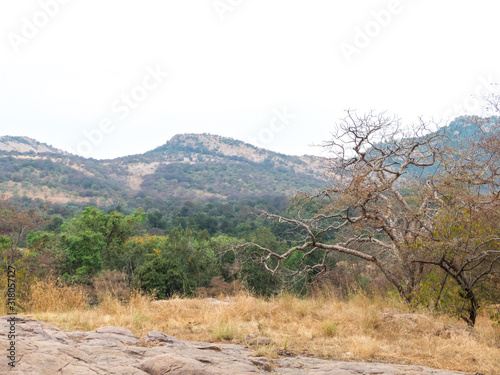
[28,279,88,312]
[5,279,499,375]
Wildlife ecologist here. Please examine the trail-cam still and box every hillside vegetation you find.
[0,133,327,206]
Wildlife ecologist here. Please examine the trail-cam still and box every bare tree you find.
[0,199,46,264]
[235,111,445,303]
[234,110,500,326]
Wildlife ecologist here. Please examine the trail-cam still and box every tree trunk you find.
[461,287,479,327]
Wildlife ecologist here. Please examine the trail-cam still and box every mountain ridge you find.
[2,115,492,160]
[0,133,328,207]
[0,117,489,207]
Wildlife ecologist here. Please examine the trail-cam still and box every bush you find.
[134,256,190,299]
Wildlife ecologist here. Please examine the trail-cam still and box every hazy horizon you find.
[2,1,499,159]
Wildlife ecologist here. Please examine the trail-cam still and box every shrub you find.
[134,256,190,299]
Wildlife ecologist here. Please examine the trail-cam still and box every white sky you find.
[1,0,499,159]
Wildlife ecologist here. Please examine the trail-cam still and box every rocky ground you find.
[0,316,475,374]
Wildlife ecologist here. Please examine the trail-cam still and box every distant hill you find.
[0,133,328,207]
[1,117,491,208]
[0,136,67,155]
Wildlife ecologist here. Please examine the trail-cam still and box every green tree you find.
[162,228,218,290]
[60,206,145,283]
[61,230,105,283]
[119,235,166,280]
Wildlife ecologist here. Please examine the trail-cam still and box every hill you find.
[0,133,328,207]
[0,136,66,155]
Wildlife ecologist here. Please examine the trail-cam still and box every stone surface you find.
[0,316,473,374]
[144,331,178,344]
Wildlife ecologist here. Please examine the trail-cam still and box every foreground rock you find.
[0,316,472,374]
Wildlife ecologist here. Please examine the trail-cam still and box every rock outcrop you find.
[0,316,472,374]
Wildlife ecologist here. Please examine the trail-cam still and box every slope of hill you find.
[0,133,328,206]
[437,115,498,140]
[0,136,66,155]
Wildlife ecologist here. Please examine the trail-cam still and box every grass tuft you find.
[322,322,338,337]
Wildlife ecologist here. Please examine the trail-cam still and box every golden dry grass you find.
[3,279,499,375]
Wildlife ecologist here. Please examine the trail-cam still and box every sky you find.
[1,0,500,159]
